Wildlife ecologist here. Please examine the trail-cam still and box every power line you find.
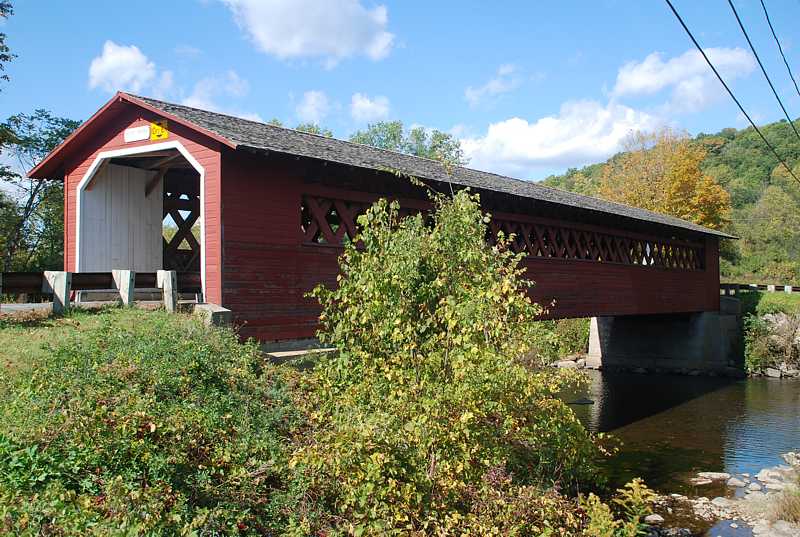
[759,0,800,99]
[727,0,800,143]
[663,0,800,186]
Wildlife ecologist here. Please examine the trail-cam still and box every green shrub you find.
[295,190,604,534]
[526,318,590,362]
[555,318,591,355]
[581,478,657,537]
[0,309,306,535]
[744,311,800,372]
[744,314,774,372]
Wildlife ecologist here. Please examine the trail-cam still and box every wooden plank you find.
[1,272,45,294]
[83,159,109,191]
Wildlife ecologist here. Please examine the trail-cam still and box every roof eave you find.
[238,144,736,240]
[28,91,237,180]
[120,93,237,150]
[28,92,125,179]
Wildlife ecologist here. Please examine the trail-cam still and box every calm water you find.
[567,371,800,494]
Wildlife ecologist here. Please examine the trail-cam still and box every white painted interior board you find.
[80,163,163,272]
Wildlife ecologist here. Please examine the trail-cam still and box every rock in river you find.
[697,471,731,481]
[727,476,747,487]
[644,513,664,524]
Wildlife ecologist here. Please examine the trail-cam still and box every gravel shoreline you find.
[645,452,800,537]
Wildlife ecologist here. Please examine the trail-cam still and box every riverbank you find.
[649,452,800,536]
[555,351,800,380]
[555,353,747,378]
[565,370,800,536]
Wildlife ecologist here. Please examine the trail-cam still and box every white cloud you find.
[465,63,521,107]
[461,100,660,177]
[350,93,390,123]
[183,71,261,121]
[455,48,756,179]
[87,41,259,119]
[221,0,394,67]
[612,47,755,112]
[296,90,330,123]
[88,41,156,93]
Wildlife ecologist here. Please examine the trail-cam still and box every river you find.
[566,371,800,534]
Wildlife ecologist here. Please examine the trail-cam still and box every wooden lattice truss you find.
[162,171,201,271]
[300,194,705,270]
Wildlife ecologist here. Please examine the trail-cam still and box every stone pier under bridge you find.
[586,297,744,375]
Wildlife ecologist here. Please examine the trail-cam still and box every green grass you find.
[0,307,306,535]
[738,291,800,317]
[0,309,105,372]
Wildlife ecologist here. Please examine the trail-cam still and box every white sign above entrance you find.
[124,125,151,143]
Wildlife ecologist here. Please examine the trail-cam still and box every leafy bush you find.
[555,318,591,355]
[744,312,800,372]
[295,190,605,534]
[744,314,774,372]
[581,478,657,537]
[0,309,305,535]
[532,318,591,361]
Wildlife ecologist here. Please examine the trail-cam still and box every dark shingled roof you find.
[130,93,733,239]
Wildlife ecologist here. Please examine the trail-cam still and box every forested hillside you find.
[542,120,800,284]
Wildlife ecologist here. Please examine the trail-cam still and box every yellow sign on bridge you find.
[150,120,169,140]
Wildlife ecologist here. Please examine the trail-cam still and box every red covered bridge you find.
[30,92,732,345]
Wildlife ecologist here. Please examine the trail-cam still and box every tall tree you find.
[0,1,14,89]
[265,118,333,137]
[736,185,800,281]
[599,128,731,230]
[294,122,333,137]
[0,110,80,270]
[350,121,467,167]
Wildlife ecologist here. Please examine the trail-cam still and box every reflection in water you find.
[567,371,800,494]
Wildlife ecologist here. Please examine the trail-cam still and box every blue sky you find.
[2,0,799,179]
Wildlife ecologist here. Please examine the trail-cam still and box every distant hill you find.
[541,119,800,283]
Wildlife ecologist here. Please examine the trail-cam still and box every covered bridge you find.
[30,92,732,344]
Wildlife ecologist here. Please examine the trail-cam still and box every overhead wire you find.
[663,0,800,186]
[758,0,800,99]
[726,0,800,143]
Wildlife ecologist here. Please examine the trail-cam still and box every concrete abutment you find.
[586,297,743,375]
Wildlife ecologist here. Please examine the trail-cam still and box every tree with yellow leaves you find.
[599,128,731,230]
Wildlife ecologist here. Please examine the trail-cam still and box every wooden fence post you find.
[43,271,72,314]
[157,270,178,313]
[787,286,794,294]
[112,269,136,306]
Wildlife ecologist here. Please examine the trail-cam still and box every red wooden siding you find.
[221,150,722,342]
[39,96,723,346]
[62,107,223,304]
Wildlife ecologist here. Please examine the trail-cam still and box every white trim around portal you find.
[75,140,206,299]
